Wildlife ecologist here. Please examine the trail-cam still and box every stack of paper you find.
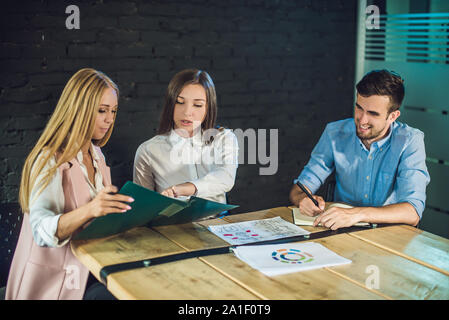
[208,216,310,245]
[232,242,352,277]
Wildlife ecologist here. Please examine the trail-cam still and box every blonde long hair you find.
[19,68,119,213]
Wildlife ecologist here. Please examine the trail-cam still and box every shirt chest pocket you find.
[378,171,395,194]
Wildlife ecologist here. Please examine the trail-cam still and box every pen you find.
[296,181,320,208]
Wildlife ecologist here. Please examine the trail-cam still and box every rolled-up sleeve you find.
[294,125,335,194]
[29,164,69,248]
[394,132,430,219]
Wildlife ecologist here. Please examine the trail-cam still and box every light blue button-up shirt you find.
[294,118,430,218]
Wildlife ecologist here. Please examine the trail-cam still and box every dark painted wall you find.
[0,0,357,285]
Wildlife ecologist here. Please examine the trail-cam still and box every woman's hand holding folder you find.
[86,185,135,218]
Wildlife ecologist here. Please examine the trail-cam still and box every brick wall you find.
[0,0,357,214]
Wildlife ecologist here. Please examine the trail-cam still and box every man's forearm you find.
[357,202,420,226]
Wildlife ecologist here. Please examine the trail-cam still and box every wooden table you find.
[71,207,449,300]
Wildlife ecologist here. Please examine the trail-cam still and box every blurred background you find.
[0,0,448,287]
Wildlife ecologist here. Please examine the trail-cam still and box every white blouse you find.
[133,128,239,204]
[29,143,104,248]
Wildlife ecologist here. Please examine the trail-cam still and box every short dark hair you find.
[158,69,217,135]
[356,69,405,113]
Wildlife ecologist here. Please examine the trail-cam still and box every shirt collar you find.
[168,128,203,147]
[356,122,395,152]
[375,122,394,148]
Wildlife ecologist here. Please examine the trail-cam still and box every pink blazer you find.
[6,147,111,300]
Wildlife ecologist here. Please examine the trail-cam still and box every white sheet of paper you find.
[208,216,310,245]
[232,242,351,277]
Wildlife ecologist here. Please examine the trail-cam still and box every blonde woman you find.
[6,68,133,300]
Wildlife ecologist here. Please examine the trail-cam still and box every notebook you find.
[289,203,370,227]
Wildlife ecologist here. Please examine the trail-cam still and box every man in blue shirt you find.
[289,70,430,230]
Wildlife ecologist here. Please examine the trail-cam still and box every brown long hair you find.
[158,69,217,135]
[19,68,119,213]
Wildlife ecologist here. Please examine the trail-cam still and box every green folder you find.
[73,181,239,240]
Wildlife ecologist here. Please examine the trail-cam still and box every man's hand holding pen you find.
[296,182,325,217]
